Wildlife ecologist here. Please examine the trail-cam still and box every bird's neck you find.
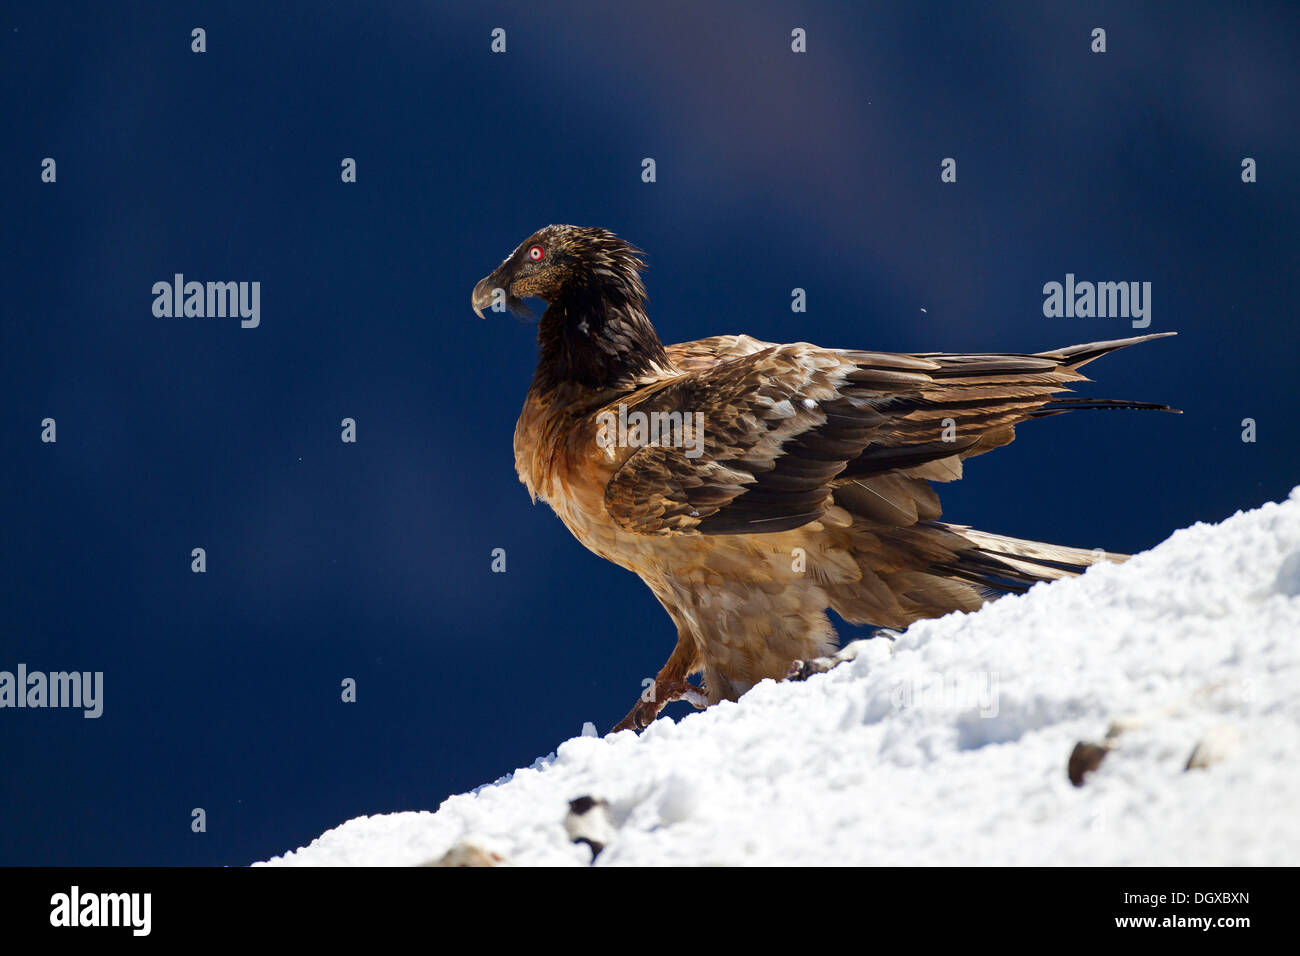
[532,285,673,393]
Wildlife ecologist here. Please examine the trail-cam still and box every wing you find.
[603,334,1174,536]
[664,333,774,371]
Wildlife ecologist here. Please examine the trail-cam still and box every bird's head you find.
[471,225,647,319]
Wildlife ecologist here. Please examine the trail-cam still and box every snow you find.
[261,489,1300,866]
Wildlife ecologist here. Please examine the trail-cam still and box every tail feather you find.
[935,524,1125,595]
[1036,332,1177,370]
[820,332,1171,629]
[1030,396,1180,417]
[823,519,1125,630]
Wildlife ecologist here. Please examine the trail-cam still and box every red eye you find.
[528,244,545,262]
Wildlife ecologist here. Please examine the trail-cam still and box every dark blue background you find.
[2,2,1297,865]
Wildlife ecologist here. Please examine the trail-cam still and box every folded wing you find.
[605,333,1175,536]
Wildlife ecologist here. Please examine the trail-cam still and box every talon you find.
[610,675,706,733]
[787,637,882,682]
[680,687,708,710]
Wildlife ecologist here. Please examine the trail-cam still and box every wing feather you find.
[603,334,1175,536]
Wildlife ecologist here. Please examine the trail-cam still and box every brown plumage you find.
[472,225,1177,732]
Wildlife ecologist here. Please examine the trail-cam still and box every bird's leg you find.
[611,675,706,733]
[611,638,704,733]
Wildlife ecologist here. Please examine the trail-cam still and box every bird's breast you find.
[513,385,638,561]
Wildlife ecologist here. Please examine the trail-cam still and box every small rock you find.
[1186,724,1241,771]
[421,843,506,867]
[1068,741,1110,787]
[565,796,616,859]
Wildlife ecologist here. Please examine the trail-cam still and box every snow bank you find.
[262,489,1300,866]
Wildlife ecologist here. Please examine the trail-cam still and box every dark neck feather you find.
[532,280,671,393]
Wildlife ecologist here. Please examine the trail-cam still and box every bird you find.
[472,225,1177,733]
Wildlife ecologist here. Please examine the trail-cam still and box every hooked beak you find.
[472,269,537,320]
[471,274,500,320]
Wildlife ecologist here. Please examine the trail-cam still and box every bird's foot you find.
[611,676,707,733]
[787,629,901,681]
